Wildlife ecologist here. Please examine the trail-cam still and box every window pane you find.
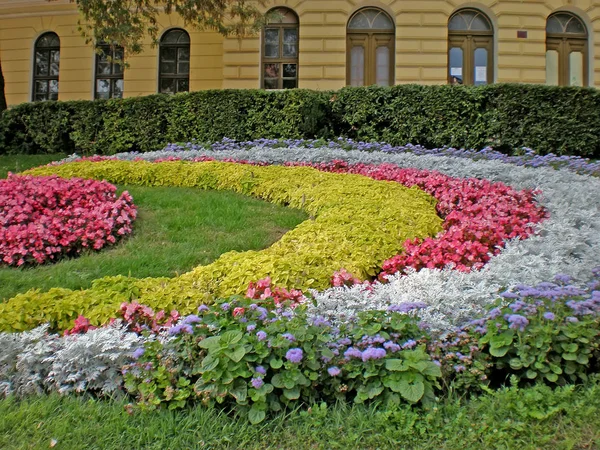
[35,51,48,76]
[49,80,59,100]
[375,46,390,86]
[97,55,111,75]
[161,62,176,75]
[473,47,488,85]
[371,12,394,29]
[282,79,297,89]
[283,29,298,57]
[449,47,463,84]
[113,61,124,75]
[264,78,278,89]
[283,63,296,78]
[546,16,563,33]
[96,79,110,99]
[566,17,586,34]
[545,50,559,85]
[569,51,583,86]
[113,79,124,98]
[448,13,469,31]
[178,47,190,62]
[348,11,370,29]
[264,63,279,78]
[264,29,279,57]
[160,78,176,94]
[350,46,365,86]
[161,47,177,62]
[177,78,189,93]
[49,50,60,76]
[35,80,48,94]
[470,14,491,31]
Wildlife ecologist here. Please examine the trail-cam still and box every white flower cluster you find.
[0,322,141,397]
[62,147,600,333]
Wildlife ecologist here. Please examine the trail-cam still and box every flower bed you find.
[0,175,136,267]
[0,161,443,331]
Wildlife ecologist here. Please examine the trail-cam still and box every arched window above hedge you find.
[262,7,299,89]
[546,12,588,86]
[32,32,60,101]
[159,29,190,94]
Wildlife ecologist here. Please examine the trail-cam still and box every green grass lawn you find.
[1,379,599,449]
[0,153,66,178]
[0,155,307,300]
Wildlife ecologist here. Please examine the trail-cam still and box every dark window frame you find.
[159,28,190,94]
[261,7,299,90]
[94,43,125,99]
[32,32,60,102]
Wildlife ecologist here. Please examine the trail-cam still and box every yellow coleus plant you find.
[0,161,443,331]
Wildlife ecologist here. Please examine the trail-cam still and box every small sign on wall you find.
[517,30,528,39]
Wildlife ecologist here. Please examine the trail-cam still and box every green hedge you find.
[1,84,599,157]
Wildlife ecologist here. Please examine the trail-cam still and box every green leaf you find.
[419,362,442,378]
[200,354,220,372]
[383,379,403,393]
[283,387,300,400]
[230,382,248,403]
[562,352,578,361]
[490,331,514,348]
[271,374,284,389]
[399,379,425,403]
[562,343,578,353]
[221,330,243,346]
[525,369,538,379]
[509,358,523,370]
[199,336,221,351]
[248,405,266,424]
[545,373,559,383]
[576,354,589,365]
[270,358,283,369]
[489,346,510,357]
[224,346,246,363]
[385,359,408,372]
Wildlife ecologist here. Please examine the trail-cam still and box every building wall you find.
[0,0,598,106]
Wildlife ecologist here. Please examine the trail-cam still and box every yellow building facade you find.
[0,0,598,106]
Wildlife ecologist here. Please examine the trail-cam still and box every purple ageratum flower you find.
[132,348,145,360]
[501,291,520,299]
[281,333,296,342]
[285,348,304,363]
[197,305,209,313]
[507,314,529,331]
[246,324,256,332]
[454,365,466,373]
[220,303,231,311]
[168,323,194,335]
[566,317,579,323]
[251,377,264,389]
[387,302,428,313]
[543,312,556,320]
[383,341,401,352]
[327,366,341,377]
[256,331,267,341]
[489,308,502,319]
[361,347,387,361]
[554,274,572,285]
[255,365,266,375]
[249,303,258,310]
[256,307,268,321]
[401,340,417,350]
[182,314,201,325]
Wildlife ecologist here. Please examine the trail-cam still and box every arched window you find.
[447,9,493,85]
[347,8,395,86]
[32,32,60,101]
[95,43,124,99]
[159,29,190,94]
[262,8,299,89]
[546,12,588,86]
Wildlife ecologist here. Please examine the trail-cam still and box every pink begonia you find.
[0,174,137,266]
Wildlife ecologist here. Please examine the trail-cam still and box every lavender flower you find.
[285,348,304,363]
[197,305,209,313]
[246,324,256,332]
[220,303,231,311]
[256,331,267,341]
[361,347,386,361]
[401,339,417,350]
[251,377,264,389]
[182,314,201,325]
[566,317,579,323]
[506,314,529,331]
[255,365,266,375]
[132,348,145,360]
[168,323,194,335]
[327,366,341,377]
[281,333,296,342]
[543,312,556,320]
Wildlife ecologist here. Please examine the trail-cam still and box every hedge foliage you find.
[0,160,443,332]
[1,84,599,157]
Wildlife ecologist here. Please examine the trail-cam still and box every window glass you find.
[473,48,488,85]
[376,46,390,86]
[33,33,60,101]
[262,8,298,90]
[449,47,463,84]
[350,46,365,86]
[545,50,559,85]
[569,51,583,86]
[159,29,190,94]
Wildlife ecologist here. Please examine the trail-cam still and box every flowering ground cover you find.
[0,175,136,267]
[1,140,600,432]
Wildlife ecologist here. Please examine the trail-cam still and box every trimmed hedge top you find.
[0,160,442,331]
[1,84,599,157]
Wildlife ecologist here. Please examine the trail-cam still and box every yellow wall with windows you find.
[0,0,598,106]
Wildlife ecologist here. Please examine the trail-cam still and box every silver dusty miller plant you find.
[0,322,141,397]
